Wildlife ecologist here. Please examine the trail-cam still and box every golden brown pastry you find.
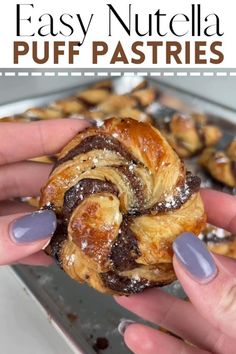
[97,95,137,114]
[75,93,154,123]
[130,87,157,107]
[158,113,222,158]
[0,115,29,122]
[23,196,40,208]
[199,224,236,259]
[118,108,152,123]
[40,118,206,295]
[86,93,154,123]
[25,107,62,120]
[199,139,236,188]
[20,80,156,124]
[82,106,153,123]
[50,97,86,115]
[130,79,160,98]
[76,89,111,106]
[90,79,113,91]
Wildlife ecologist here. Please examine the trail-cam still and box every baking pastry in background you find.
[75,79,157,109]
[40,117,206,295]
[81,103,153,123]
[90,79,113,91]
[159,95,192,113]
[25,107,62,120]
[157,112,222,158]
[78,81,157,123]
[199,224,236,259]
[0,115,30,122]
[76,80,112,106]
[117,108,152,123]
[76,88,111,106]
[90,94,153,123]
[50,97,86,115]
[8,80,156,123]
[199,139,236,188]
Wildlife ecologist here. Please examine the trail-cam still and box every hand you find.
[116,190,236,354]
[0,119,90,266]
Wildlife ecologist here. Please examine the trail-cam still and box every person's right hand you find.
[0,119,90,266]
[116,190,236,354]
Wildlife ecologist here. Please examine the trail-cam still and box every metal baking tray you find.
[0,78,235,354]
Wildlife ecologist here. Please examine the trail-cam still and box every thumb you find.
[173,232,236,339]
[0,210,56,265]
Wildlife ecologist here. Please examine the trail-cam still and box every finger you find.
[122,324,209,354]
[115,289,226,353]
[0,119,91,165]
[200,189,236,233]
[17,251,54,266]
[0,162,52,200]
[0,200,35,216]
[173,232,236,341]
[0,210,56,265]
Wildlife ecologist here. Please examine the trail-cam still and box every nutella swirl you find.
[55,134,138,169]
[41,118,204,295]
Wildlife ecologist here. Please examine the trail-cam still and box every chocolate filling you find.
[62,178,141,272]
[110,218,141,272]
[44,171,199,290]
[45,222,67,267]
[144,172,200,215]
[63,178,119,221]
[231,160,236,179]
[115,165,145,207]
[76,96,98,108]
[100,271,157,294]
[55,134,138,169]
[43,169,199,292]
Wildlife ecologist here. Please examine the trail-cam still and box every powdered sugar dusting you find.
[215,155,229,164]
[95,119,104,127]
[81,240,88,250]
[66,254,75,266]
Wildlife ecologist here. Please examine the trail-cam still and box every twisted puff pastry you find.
[158,113,222,158]
[199,224,236,259]
[199,139,236,188]
[40,118,206,295]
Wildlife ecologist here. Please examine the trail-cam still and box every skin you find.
[1,119,236,353]
[0,119,90,266]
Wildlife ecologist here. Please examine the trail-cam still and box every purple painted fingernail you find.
[118,319,135,336]
[173,232,217,284]
[88,119,99,126]
[10,210,57,244]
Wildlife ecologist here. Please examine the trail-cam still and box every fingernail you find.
[173,232,217,284]
[88,119,99,126]
[10,210,57,244]
[118,319,135,336]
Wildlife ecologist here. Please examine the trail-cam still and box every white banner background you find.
[0,0,235,68]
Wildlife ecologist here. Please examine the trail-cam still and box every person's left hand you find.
[0,119,90,266]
